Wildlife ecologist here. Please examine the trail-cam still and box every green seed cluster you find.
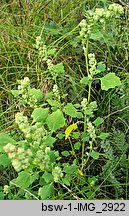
[15,112,31,139]
[18,77,30,97]
[33,147,51,171]
[4,143,32,172]
[53,84,60,101]
[88,53,97,77]
[52,166,63,182]
[79,3,124,44]
[81,98,97,117]
[81,98,88,111]
[87,120,96,141]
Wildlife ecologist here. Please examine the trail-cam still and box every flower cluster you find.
[15,112,31,139]
[52,166,63,182]
[79,3,124,43]
[93,4,124,22]
[81,98,97,117]
[33,147,51,171]
[3,185,10,195]
[88,53,97,77]
[4,143,32,172]
[35,36,48,60]
[53,84,60,101]
[108,3,124,17]
[81,98,88,111]
[18,77,30,97]
[87,120,96,142]
[79,19,90,41]
[17,77,39,108]
[31,126,47,147]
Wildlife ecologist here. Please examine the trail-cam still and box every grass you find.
[0,0,129,200]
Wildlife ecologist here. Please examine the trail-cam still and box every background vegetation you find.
[0,0,129,200]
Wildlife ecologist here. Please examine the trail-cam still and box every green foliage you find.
[0,1,128,200]
[31,108,49,123]
[100,73,121,90]
[0,133,16,153]
[46,110,66,132]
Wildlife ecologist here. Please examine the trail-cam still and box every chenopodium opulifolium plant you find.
[79,3,123,102]
[2,78,66,199]
[1,75,109,199]
[35,34,65,81]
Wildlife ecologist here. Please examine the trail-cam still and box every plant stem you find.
[84,39,89,77]
[88,80,92,103]
[69,138,78,162]
[81,113,87,168]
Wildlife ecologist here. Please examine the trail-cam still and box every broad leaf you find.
[96,62,106,74]
[0,154,11,167]
[63,176,71,186]
[63,165,78,174]
[38,184,53,199]
[11,171,39,189]
[93,117,104,127]
[11,90,20,97]
[47,99,60,108]
[90,151,99,160]
[98,132,109,140]
[0,133,15,152]
[52,63,65,75]
[0,192,4,200]
[46,109,66,132]
[43,135,57,147]
[80,77,89,86]
[64,103,78,118]
[31,108,49,122]
[74,142,81,150]
[29,88,43,101]
[90,28,103,41]
[42,172,53,184]
[61,151,70,157]
[100,73,121,90]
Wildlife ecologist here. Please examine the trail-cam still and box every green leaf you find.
[47,99,60,108]
[74,142,81,150]
[63,165,78,174]
[96,62,106,73]
[11,171,38,189]
[11,90,20,97]
[63,176,71,186]
[29,88,43,101]
[90,151,99,160]
[90,28,103,41]
[42,172,53,184]
[72,132,80,139]
[0,192,4,200]
[93,117,104,127]
[47,48,56,55]
[64,103,78,118]
[80,77,89,86]
[65,123,78,140]
[0,154,11,168]
[52,63,65,75]
[61,151,70,157]
[43,135,57,147]
[98,132,109,140]
[82,133,89,142]
[38,184,53,199]
[46,109,66,132]
[100,73,121,90]
[56,133,65,139]
[31,108,49,123]
[0,133,16,153]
